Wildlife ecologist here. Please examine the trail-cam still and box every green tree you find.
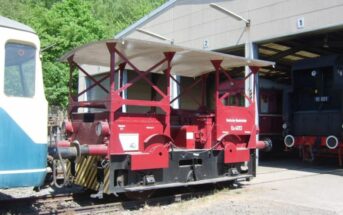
[31,0,107,107]
[91,0,166,36]
[0,0,61,21]
[0,0,166,107]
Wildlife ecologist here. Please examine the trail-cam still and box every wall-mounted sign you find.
[297,17,305,29]
[203,39,209,49]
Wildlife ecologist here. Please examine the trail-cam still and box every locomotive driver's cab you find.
[0,16,48,188]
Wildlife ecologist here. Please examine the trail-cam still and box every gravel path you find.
[118,188,336,215]
[122,159,343,215]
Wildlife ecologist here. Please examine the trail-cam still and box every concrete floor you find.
[246,159,343,214]
[131,158,343,215]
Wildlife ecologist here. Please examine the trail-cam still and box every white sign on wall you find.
[203,39,209,49]
[297,17,305,29]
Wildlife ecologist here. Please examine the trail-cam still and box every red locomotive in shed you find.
[50,39,273,198]
[220,78,285,153]
[258,79,286,153]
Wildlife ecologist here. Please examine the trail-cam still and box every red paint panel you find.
[112,114,165,153]
[216,103,255,137]
[171,125,197,149]
[130,145,169,170]
[224,143,250,163]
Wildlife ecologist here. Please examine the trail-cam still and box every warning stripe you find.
[66,156,110,194]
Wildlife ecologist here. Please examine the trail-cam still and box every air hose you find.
[52,140,69,188]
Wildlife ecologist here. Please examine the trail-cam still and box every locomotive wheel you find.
[124,190,155,200]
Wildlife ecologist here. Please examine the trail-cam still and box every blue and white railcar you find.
[0,16,48,188]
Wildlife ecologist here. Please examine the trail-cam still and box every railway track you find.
[39,190,215,214]
[0,192,83,214]
[0,185,218,214]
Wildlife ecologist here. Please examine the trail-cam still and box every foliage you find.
[33,0,107,106]
[0,0,165,107]
[91,0,166,36]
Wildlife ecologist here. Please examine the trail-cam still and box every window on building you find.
[4,43,36,97]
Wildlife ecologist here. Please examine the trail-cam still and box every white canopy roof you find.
[60,39,274,77]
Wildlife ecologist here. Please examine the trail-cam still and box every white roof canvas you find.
[60,39,274,77]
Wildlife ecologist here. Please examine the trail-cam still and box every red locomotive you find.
[259,89,283,140]
[219,78,285,153]
[258,80,285,153]
[50,39,273,198]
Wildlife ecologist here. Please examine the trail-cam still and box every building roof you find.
[0,16,35,34]
[116,0,334,82]
[60,38,274,78]
[115,0,177,39]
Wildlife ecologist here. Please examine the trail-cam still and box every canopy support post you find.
[245,42,260,166]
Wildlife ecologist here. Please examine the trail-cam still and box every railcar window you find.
[4,43,36,97]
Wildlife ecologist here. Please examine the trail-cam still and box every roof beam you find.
[279,40,331,55]
[264,47,302,61]
[259,53,294,66]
